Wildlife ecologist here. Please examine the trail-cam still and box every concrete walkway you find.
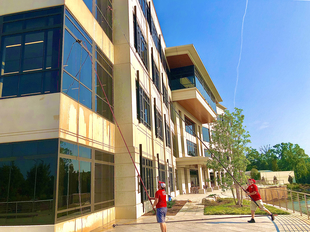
[103,190,279,232]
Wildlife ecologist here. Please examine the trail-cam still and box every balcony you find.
[166,45,222,124]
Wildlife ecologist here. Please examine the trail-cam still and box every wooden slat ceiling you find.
[178,99,215,124]
[166,54,193,69]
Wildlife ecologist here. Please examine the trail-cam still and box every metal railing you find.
[256,187,310,220]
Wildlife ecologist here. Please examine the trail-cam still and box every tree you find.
[207,108,251,205]
[250,168,260,180]
[272,143,308,182]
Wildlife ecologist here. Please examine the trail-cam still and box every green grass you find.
[204,198,290,215]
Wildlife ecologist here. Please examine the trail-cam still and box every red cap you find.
[249,179,256,184]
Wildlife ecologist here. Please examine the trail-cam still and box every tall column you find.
[178,168,186,195]
[214,171,220,190]
[205,169,213,192]
[185,168,191,193]
[198,165,205,194]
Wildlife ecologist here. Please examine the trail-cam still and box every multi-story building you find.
[0,0,224,231]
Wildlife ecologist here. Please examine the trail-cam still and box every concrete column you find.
[178,168,186,194]
[205,169,213,192]
[185,168,191,193]
[214,171,220,190]
[198,165,205,194]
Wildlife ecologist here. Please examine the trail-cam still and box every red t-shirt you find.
[246,184,261,201]
[155,189,167,208]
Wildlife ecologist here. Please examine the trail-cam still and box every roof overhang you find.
[166,44,223,103]
[176,156,210,168]
[172,88,217,123]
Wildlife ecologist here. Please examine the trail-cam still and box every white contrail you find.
[234,0,249,108]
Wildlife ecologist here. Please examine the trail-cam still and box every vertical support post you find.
[298,193,302,216]
[271,189,275,206]
[304,194,309,220]
[285,189,288,211]
[277,189,281,208]
[291,191,295,213]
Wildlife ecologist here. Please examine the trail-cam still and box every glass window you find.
[2,21,23,33]
[79,161,91,205]
[1,35,22,75]
[95,0,113,41]
[185,116,196,136]
[58,158,79,210]
[62,72,79,101]
[186,140,197,157]
[0,139,57,225]
[202,127,210,142]
[80,48,92,89]
[79,146,92,159]
[96,63,113,104]
[64,30,82,77]
[19,72,42,95]
[43,71,60,93]
[65,10,92,50]
[0,75,19,98]
[155,109,163,140]
[95,96,113,122]
[95,150,114,163]
[141,158,154,201]
[79,84,92,109]
[0,11,62,100]
[46,29,62,70]
[95,163,114,203]
[60,141,78,157]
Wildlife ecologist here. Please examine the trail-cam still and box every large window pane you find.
[96,63,113,104]
[62,72,79,101]
[3,21,23,33]
[58,158,79,210]
[95,150,114,163]
[64,30,81,77]
[95,163,114,203]
[19,72,42,95]
[1,35,22,75]
[95,96,113,122]
[60,141,78,157]
[79,84,92,109]
[79,146,92,159]
[0,75,19,98]
[80,161,91,205]
[23,32,44,71]
[46,29,61,70]
[79,48,92,89]
[43,71,60,93]
[0,139,57,225]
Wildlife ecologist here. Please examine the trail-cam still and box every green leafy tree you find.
[272,143,308,182]
[207,108,250,205]
[250,168,260,180]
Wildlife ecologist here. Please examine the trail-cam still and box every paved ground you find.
[101,190,310,232]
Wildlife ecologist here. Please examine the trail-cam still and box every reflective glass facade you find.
[0,7,63,99]
[169,65,217,113]
[0,139,58,225]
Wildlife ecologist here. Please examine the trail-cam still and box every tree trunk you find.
[234,183,241,205]
[231,187,237,205]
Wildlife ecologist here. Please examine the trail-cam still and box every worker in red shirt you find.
[246,178,275,223]
[152,181,167,232]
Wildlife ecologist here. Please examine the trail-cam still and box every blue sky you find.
[154,0,310,155]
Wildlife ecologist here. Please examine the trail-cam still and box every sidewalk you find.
[104,190,278,232]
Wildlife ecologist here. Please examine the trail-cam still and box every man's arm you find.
[153,198,159,208]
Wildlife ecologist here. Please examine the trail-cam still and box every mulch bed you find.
[143,200,188,216]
